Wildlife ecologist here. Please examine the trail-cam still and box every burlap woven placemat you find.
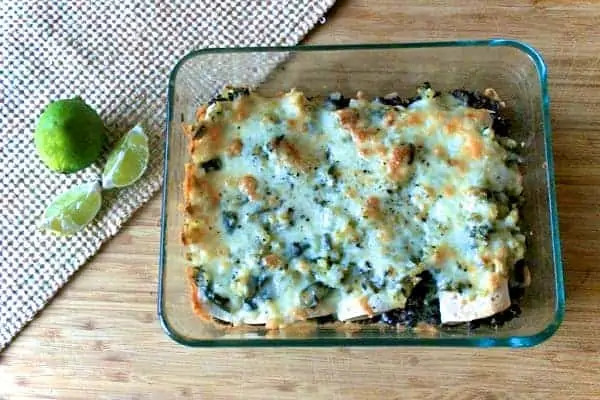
[0,0,335,351]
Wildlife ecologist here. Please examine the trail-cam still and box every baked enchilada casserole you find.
[181,84,527,329]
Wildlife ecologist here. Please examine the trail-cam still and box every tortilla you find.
[439,279,511,324]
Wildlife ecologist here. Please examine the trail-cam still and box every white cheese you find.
[182,87,525,327]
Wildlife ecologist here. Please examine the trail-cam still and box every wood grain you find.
[2,1,600,398]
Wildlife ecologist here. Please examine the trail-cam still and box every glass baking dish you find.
[159,39,564,347]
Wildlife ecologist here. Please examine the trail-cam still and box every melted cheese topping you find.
[182,86,526,326]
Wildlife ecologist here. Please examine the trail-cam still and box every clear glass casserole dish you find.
[159,39,564,347]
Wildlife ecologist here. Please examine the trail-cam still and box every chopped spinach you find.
[322,233,333,252]
[193,267,231,312]
[468,223,493,241]
[243,273,275,311]
[299,282,333,308]
[443,280,472,294]
[256,275,275,300]
[290,242,310,257]
[222,211,238,234]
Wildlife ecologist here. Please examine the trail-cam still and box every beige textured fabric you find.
[0,0,335,351]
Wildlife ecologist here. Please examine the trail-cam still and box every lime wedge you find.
[102,125,149,189]
[40,181,102,235]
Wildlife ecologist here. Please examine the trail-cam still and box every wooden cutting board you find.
[2,1,600,398]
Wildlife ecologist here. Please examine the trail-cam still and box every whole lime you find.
[34,97,106,173]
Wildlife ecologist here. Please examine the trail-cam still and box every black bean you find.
[380,309,417,327]
[509,286,525,301]
[222,211,238,234]
[492,115,510,136]
[472,303,522,328]
[451,89,477,107]
[379,311,395,325]
[404,271,440,326]
[512,259,527,284]
[201,158,222,172]
[375,95,410,107]
[325,93,350,110]
[313,314,337,324]
[450,89,500,112]
[377,267,525,330]
[466,320,480,331]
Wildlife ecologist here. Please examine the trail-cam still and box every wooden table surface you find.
[2,1,600,398]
